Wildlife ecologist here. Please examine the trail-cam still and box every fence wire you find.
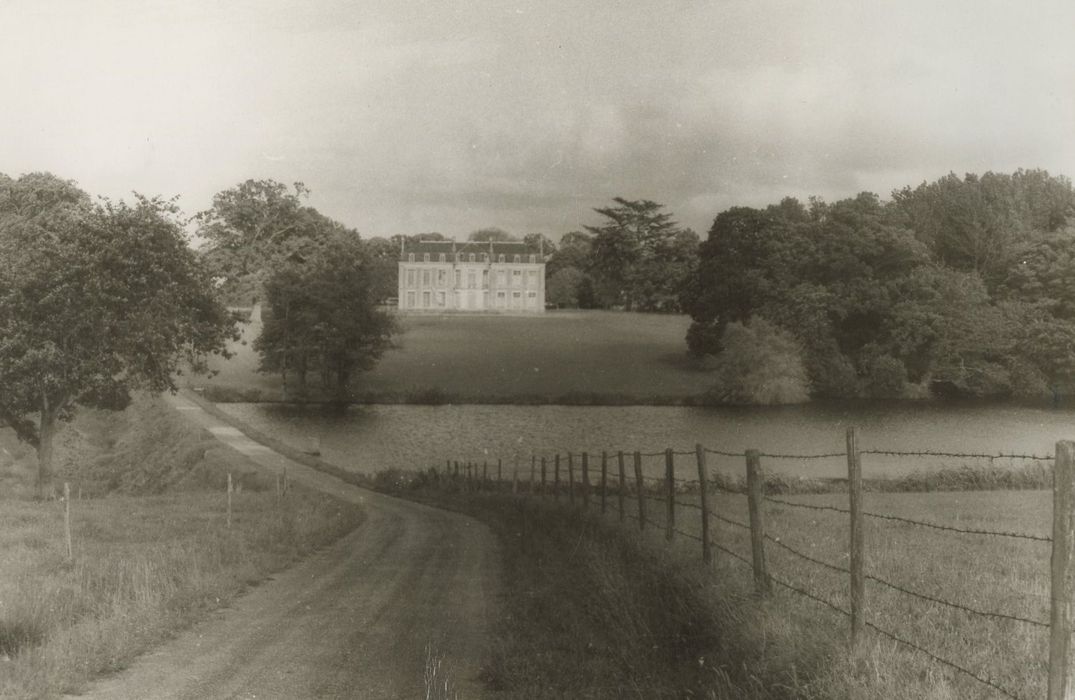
[763,496,1050,542]
[444,445,1049,700]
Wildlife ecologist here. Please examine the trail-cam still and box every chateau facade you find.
[398,240,546,312]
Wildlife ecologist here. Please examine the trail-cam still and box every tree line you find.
[682,169,1075,402]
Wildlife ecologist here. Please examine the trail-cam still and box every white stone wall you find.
[398,259,545,312]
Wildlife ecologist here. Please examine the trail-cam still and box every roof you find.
[400,239,543,260]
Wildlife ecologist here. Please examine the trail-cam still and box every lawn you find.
[196,309,713,403]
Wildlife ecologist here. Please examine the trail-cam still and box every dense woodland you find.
[683,170,1075,402]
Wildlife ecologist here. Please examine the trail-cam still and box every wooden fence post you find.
[696,444,711,564]
[665,449,675,541]
[227,472,233,529]
[582,452,590,509]
[1049,440,1075,700]
[554,454,561,500]
[568,453,576,505]
[847,427,866,650]
[600,451,608,514]
[512,455,519,495]
[634,451,645,530]
[541,456,547,495]
[746,450,770,594]
[617,451,626,523]
[64,482,72,560]
[530,455,537,493]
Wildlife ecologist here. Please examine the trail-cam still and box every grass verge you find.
[0,395,365,699]
[383,473,1052,699]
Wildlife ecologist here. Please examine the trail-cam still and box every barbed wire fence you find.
[430,433,1075,700]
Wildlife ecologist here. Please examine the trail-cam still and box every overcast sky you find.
[1,1,1072,240]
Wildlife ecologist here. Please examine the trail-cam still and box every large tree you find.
[585,198,698,311]
[0,173,234,497]
[195,179,338,303]
[255,232,395,400]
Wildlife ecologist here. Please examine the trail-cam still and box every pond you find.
[218,401,1072,481]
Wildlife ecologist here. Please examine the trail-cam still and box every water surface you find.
[219,402,1070,480]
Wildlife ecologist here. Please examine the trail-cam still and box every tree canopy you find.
[195,179,344,303]
[585,198,699,311]
[254,232,396,400]
[684,169,1075,400]
[0,173,234,496]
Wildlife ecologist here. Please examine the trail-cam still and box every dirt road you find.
[72,393,499,699]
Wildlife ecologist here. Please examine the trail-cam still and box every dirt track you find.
[71,393,499,699]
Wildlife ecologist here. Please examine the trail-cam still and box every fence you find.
[429,431,1070,700]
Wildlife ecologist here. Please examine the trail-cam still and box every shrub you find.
[709,317,810,405]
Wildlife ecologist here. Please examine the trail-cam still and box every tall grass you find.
[0,395,365,698]
[393,473,1053,699]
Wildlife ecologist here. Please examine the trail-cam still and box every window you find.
[405,291,416,307]
[498,270,507,286]
[407,253,415,262]
[437,291,445,306]
[406,270,416,287]
[454,269,461,286]
[529,254,536,263]
[513,255,521,263]
[480,253,488,262]
[469,253,476,263]
[422,270,431,287]
[423,253,430,262]
[482,269,489,287]
[498,254,505,263]
[422,291,431,307]
[528,270,538,288]
[467,271,477,288]
[512,269,522,287]
[439,253,446,262]
[437,269,446,286]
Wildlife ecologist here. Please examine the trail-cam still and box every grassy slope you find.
[196,310,711,402]
[0,395,365,699]
[388,474,1051,699]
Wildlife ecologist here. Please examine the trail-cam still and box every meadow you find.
[0,396,365,698]
[197,309,710,403]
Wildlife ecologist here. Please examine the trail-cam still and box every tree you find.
[195,179,337,303]
[709,318,810,405]
[585,198,698,311]
[546,267,588,308]
[255,232,396,400]
[468,227,516,242]
[0,173,234,497]
[363,236,401,303]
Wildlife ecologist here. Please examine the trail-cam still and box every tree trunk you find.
[36,405,58,500]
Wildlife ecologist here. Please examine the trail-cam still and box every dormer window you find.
[513,255,521,263]
[456,253,464,262]
[439,253,446,262]
[528,254,536,263]
[480,253,488,262]
[408,253,415,262]
[469,253,476,262]
[423,253,430,262]
[498,254,505,263]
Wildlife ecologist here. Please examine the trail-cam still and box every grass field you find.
[195,309,712,403]
[0,395,365,698]
[391,471,1054,699]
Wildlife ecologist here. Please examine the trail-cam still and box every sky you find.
[1,0,1072,240]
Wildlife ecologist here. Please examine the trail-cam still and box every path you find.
[71,392,499,699]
